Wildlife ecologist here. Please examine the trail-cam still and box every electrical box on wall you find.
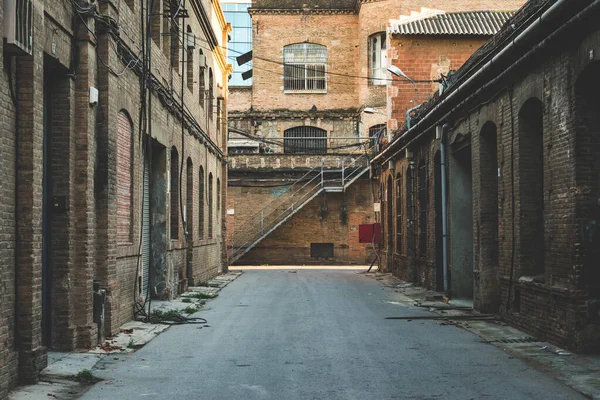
[359,223,381,244]
[89,87,99,105]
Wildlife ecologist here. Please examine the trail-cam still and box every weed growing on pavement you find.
[183,306,199,314]
[127,338,135,349]
[74,369,96,383]
[151,309,186,321]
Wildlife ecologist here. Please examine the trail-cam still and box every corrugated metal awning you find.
[388,10,514,36]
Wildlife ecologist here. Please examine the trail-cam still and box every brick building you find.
[0,0,230,395]
[227,0,521,266]
[374,0,600,352]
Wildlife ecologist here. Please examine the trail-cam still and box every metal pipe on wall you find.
[439,123,450,294]
[373,0,591,165]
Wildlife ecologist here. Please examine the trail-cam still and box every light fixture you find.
[387,66,412,83]
[363,107,377,114]
[388,65,419,129]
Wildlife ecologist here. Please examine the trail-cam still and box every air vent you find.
[4,0,33,55]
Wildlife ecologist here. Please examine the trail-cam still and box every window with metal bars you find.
[283,43,327,93]
[284,126,327,154]
[369,124,386,148]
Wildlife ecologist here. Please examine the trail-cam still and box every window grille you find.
[284,126,327,154]
[370,32,387,85]
[284,43,327,92]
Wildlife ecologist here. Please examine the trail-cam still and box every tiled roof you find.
[388,10,515,36]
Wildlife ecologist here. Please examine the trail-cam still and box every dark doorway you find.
[42,66,54,347]
[406,166,416,259]
[479,122,500,312]
[518,98,545,279]
[150,141,168,298]
[450,144,473,299]
[387,175,394,271]
[575,61,600,297]
[186,158,194,285]
[434,152,444,292]
[141,150,150,298]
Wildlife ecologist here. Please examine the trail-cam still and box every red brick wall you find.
[388,36,489,131]
[231,179,376,265]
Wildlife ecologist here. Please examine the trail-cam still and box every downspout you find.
[440,123,450,294]
[405,104,421,130]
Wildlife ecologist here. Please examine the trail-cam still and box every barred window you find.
[284,126,327,154]
[284,43,327,93]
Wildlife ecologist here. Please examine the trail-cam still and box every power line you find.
[194,37,440,84]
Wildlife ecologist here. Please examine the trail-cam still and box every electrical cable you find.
[197,38,440,84]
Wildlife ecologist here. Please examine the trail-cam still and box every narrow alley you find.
[80,269,582,400]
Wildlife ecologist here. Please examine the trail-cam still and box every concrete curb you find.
[8,272,243,400]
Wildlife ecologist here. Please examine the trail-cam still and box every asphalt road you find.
[82,269,583,400]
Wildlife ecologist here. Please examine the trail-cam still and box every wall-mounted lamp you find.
[388,65,417,105]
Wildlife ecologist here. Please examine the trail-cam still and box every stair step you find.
[323,187,344,193]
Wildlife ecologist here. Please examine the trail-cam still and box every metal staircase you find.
[229,148,375,264]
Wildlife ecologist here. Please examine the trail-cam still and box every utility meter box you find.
[359,223,381,244]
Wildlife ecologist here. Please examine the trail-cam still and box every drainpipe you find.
[405,104,421,130]
[439,123,451,294]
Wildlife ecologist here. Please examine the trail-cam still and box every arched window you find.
[208,68,214,120]
[284,126,327,154]
[186,26,194,92]
[208,173,214,238]
[170,16,180,68]
[117,111,134,243]
[199,166,205,239]
[170,146,179,240]
[283,43,327,92]
[199,50,205,107]
[369,32,387,85]
[217,178,221,231]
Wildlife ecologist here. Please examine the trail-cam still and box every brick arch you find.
[574,61,600,294]
[282,39,328,47]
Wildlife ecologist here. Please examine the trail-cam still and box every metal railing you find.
[229,141,379,264]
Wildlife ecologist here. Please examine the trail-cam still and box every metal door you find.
[141,153,150,298]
